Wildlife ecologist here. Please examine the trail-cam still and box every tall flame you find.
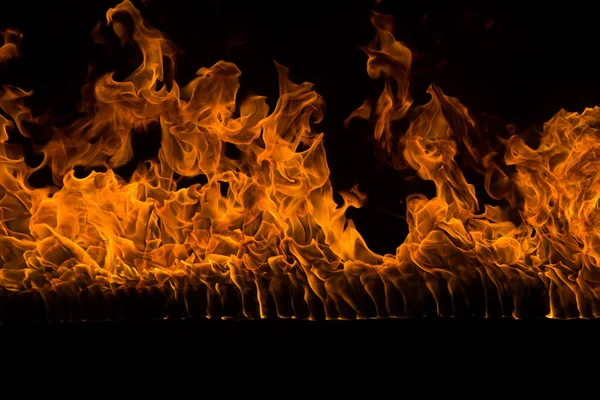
[0,1,598,320]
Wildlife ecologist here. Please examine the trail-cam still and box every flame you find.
[0,1,598,321]
[346,12,600,319]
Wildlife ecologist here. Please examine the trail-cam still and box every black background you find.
[1,0,600,348]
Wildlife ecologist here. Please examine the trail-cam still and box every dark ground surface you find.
[1,318,593,393]
[2,316,597,340]
[2,317,598,378]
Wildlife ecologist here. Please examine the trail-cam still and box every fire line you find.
[0,1,598,321]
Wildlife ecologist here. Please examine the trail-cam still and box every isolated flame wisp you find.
[0,1,598,320]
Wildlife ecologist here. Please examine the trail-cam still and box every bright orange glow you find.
[0,1,597,320]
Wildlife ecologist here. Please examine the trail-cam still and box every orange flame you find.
[0,1,598,320]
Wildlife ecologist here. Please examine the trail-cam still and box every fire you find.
[0,1,598,321]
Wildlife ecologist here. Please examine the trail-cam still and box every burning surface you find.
[0,1,598,321]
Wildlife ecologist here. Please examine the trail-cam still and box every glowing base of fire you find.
[1,275,591,323]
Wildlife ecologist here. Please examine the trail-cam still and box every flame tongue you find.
[0,0,384,320]
[347,11,600,318]
[0,1,598,320]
